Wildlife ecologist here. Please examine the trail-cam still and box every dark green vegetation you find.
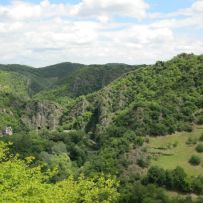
[35,63,138,102]
[189,155,201,166]
[0,53,203,202]
[0,93,26,131]
[64,53,203,134]
[200,133,203,141]
[196,144,203,153]
[0,62,137,99]
[145,166,203,194]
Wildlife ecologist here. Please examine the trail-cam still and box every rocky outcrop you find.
[22,101,63,130]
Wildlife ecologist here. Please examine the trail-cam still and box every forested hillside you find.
[0,64,50,95]
[64,54,203,134]
[35,63,137,100]
[0,62,136,98]
[0,53,203,203]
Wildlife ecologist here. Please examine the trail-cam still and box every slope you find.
[34,63,138,100]
[0,70,29,98]
[0,63,137,99]
[63,53,203,136]
[0,64,50,95]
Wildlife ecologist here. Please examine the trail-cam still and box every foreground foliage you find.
[0,142,119,203]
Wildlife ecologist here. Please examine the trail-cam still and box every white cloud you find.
[72,0,149,20]
[0,0,73,21]
[0,0,202,66]
[153,0,203,28]
[0,0,149,21]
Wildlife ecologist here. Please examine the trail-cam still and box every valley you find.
[0,53,203,203]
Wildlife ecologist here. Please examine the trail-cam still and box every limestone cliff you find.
[22,101,63,130]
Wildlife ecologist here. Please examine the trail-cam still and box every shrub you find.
[189,155,201,165]
[173,141,179,148]
[192,176,203,194]
[185,125,193,132]
[137,157,149,168]
[186,137,197,145]
[145,137,150,143]
[199,133,203,142]
[196,114,203,125]
[196,144,203,153]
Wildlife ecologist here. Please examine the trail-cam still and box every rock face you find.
[22,101,63,130]
[1,126,13,136]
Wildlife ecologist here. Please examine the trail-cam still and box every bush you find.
[137,157,149,168]
[196,114,203,125]
[199,133,203,142]
[173,141,179,148]
[192,176,203,194]
[189,155,201,165]
[186,137,197,145]
[196,144,203,153]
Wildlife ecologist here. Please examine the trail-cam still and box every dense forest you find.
[0,53,203,202]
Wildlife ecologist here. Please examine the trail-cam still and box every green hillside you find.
[37,62,84,79]
[64,53,203,136]
[0,53,203,203]
[0,70,29,98]
[0,93,26,131]
[0,62,136,99]
[0,70,31,131]
[61,53,203,181]
[60,63,139,97]
[34,63,137,100]
[0,64,48,95]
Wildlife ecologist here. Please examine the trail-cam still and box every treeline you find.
[145,166,203,194]
[119,181,203,203]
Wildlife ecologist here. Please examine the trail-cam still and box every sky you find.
[0,0,202,67]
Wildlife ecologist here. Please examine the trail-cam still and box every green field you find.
[147,125,203,176]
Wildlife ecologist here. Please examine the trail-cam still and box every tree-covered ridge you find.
[35,63,137,100]
[0,62,136,132]
[64,54,203,136]
[0,64,50,96]
[0,62,137,99]
[57,63,139,97]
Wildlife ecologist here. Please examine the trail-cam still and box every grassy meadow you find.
[148,125,203,176]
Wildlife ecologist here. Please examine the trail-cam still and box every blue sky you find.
[1,0,196,11]
[1,0,80,4]
[147,0,196,12]
[0,0,202,66]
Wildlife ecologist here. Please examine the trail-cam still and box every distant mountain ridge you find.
[0,62,138,98]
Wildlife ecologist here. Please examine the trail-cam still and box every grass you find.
[147,125,203,176]
[163,189,198,201]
